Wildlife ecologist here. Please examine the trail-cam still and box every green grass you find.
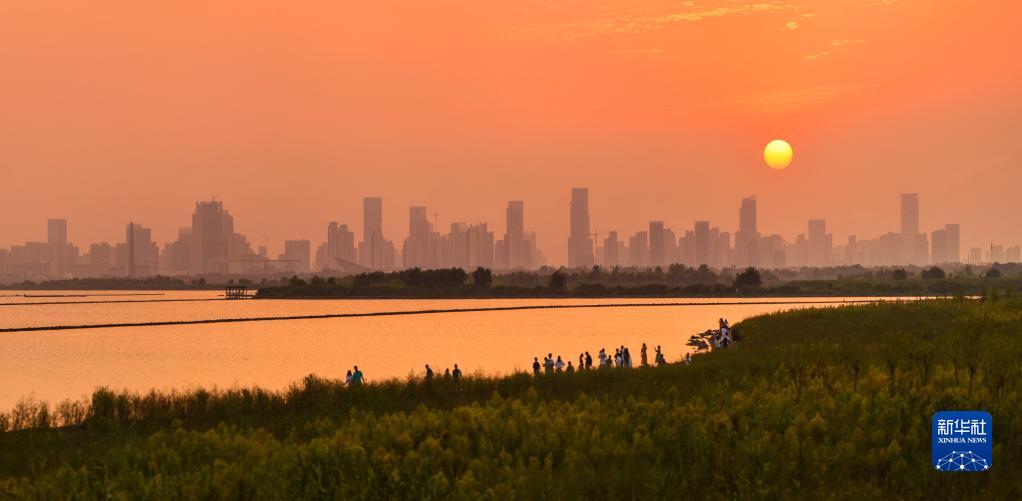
[2,298,1021,498]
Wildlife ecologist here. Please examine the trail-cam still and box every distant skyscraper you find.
[281,240,311,272]
[47,218,68,276]
[404,206,432,268]
[807,219,832,267]
[316,222,356,271]
[190,199,234,274]
[359,197,394,269]
[123,222,158,276]
[505,201,526,269]
[603,231,619,267]
[694,221,710,266]
[900,193,923,264]
[945,224,960,263]
[628,231,648,268]
[567,188,594,268]
[648,221,665,267]
[735,196,759,267]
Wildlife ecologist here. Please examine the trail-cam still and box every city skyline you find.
[1,1,1019,272]
[3,189,1019,282]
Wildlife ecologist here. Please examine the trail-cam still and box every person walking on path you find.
[351,366,365,386]
[453,364,463,380]
[424,364,434,381]
[555,356,565,372]
[344,370,353,386]
[533,357,541,376]
[641,343,648,367]
[544,354,555,375]
[585,352,593,369]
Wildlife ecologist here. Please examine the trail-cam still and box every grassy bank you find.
[2,298,1020,498]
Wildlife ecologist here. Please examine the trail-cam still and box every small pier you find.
[224,286,254,300]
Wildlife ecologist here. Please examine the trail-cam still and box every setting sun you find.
[764,139,793,170]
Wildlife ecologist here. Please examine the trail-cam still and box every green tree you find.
[921,266,945,279]
[548,270,568,291]
[733,267,762,288]
[472,267,493,288]
[985,267,1002,279]
[892,269,908,280]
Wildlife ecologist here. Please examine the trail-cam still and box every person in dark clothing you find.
[533,357,541,376]
[424,364,434,381]
[452,364,463,380]
[585,352,593,369]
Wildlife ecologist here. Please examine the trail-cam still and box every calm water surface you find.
[0,291,888,409]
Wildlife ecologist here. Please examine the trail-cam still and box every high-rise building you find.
[945,224,960,263]
[899,193,923,264]
[1007,245,1021,263]
[122,222,158,276]
[359,197,395,269]
[403,206,433,268]
[807,219,832,267]
[628,231,648,268]
[47,218,68,277]
[567,188,594,268]
[968,247,982,264]
[316,222,357,271]
[603,231,619,267]
[280,240,311,272]
[735,196,759,267]
[190,200,234,274]
[648,221,666,267]
[504,201,527,269]
[694,221,710,266]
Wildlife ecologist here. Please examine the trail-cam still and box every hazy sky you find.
[2,0,1019,262]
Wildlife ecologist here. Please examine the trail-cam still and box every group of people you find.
[532,342,674,376]
[422,363,463,381]
[712,318,734,349]
[342,366,366,386]
[346,320,732,386]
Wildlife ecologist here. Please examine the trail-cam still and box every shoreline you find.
[0,297,916,333]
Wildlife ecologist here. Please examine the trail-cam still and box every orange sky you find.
[1,0,1020,262]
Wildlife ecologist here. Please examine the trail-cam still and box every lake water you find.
[0,291,888,409]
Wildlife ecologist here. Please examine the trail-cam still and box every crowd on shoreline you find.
[339,318,734,385]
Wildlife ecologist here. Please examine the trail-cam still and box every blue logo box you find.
[932,410,992,471]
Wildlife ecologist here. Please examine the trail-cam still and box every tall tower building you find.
[359,197,388,269]
[648,221,665,268]
[190,200,234,274]
[404,206,432,268]
[735,196,759,267]
[567,188,594,268]
[505,201,526,269]
[694,221,710,267]
[808,219,832,267]
[603,231,619,267]
[47,218,68,277]
[900,193,921,264]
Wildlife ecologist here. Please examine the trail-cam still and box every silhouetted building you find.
[190,199,234,274]
[47,219,69,277]
[603,231,619,267]
[694,221,710,266]
[807,219,832,267]
[121,222,158,276]
[316,222,357,271]
[280,240,311,272]
[358,197,395,269]
[735,196,760,267]
[628,231,648,268]
[567,188,594,268]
